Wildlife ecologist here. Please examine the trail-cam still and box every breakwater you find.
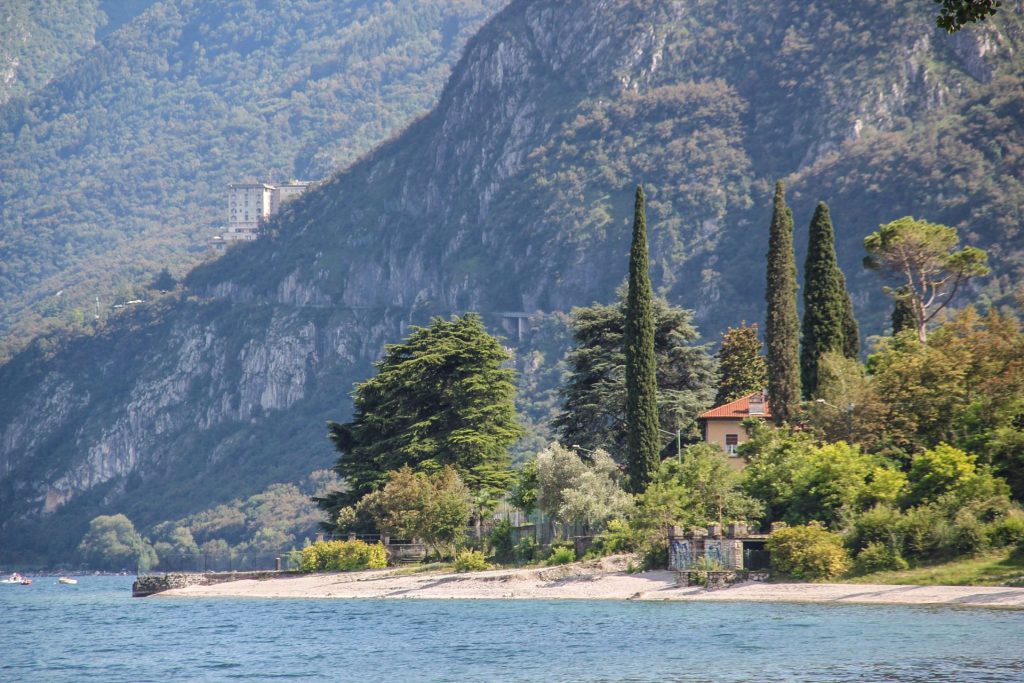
[132,570,295,597]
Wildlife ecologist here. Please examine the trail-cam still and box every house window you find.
[725,433,739,455]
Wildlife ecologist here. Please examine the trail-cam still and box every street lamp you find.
[814,398,854,443]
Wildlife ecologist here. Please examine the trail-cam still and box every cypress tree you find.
[764,181,801,424]
[841,286,860,359]
[715,322,768,406]
[624,185,660,493]
[800,201,849,398]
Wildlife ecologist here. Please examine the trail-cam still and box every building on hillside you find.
[217,180,313,247]
[696,390,772,469]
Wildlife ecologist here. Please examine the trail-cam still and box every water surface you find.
[2,576,1022,681]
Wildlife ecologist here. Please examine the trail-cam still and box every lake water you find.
[2,576,1023,682]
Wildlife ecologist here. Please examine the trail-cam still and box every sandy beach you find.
[156,556,1024,609]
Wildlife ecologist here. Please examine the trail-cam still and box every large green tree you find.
[715,322,768,406]
[764,181,801,424]
[624,185,662,493]
[801,202,859,398]
[317,314,521,526]
[863,217,989,343]
[77,514,157,572]
[554,293,716,462]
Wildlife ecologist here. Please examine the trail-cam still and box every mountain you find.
[0,0,505,359]
[2,0,1023,564]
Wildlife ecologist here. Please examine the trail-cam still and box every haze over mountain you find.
[0,0,505,359]
[2,0,1022,563]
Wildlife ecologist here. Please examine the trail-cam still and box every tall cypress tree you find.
[624,185,660,493]
[841,285,860,359]
[801,201,849,398]
[764,181,801,424]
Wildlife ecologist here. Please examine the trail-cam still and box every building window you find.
[725,433,739,455]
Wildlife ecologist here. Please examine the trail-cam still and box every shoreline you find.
[155,556,1024,609]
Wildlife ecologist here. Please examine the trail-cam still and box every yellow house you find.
[697,391,772,470]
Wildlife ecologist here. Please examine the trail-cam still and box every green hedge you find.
[299,540,387,572]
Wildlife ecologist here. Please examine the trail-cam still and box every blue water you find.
[2,576,1023,682]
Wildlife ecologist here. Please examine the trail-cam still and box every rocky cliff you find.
[3,0,1022,563]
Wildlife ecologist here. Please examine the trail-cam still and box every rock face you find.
[3,0,1023,562]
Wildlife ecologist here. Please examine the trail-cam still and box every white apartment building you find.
[219,180,312,246]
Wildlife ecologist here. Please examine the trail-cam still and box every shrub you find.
[547,545,576,566]
[847,505,904,555]
[898,505,949,561]
[766,522,851,581]
[949,509,988,556]
[453,549,490,572]
[852,542,909,575]
[601,518,636,554]
[299,540,388,572]
[986,513,1024,548]
[487,519,515,563]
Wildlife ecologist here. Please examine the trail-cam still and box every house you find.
[697,390,772,469]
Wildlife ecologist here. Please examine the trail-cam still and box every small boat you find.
[2,572,26,585]
[58,576,78,585]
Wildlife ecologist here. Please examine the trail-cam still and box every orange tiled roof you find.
[698,392,772,420]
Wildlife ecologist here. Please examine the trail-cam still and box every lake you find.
[2,576,1022,681]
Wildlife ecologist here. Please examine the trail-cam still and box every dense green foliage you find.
[766,523,851,581]
[298,539,387,572]
[0,0,503,359]
[452,549,490,572]
[934,0,1002,32]
[534,443,633,535]
[555,294,716,458]
[318,314,520,522]
[714,323,768,405]
[765,182,801,422]
[76,513,157,572]
[801,202,857,398]
[624,187,662,492]
[351,466,472,559]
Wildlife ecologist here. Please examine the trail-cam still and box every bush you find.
[986,513,1024,548]
[852,542,908,575]
[487,519,515,563]
[453,549,490,572]
[847,505,904,555]
[766,522,851,581]
[299,540,388,572]
[547,544,576,566]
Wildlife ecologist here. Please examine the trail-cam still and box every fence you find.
[142,550,301,575]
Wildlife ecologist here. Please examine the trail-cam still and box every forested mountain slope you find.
[2,0,1022,564]
[0,0,505,359]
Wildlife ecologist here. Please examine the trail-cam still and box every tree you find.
[77,514,157,572]
[801,202,858,398]
[863,217,989,342]
[554,293,716,460]
[764,181,801,423]
[624,185,661,493]
[714,323,768,406]
[934,0,1002,32]
[535,443,633,535]
[317,314,521,527]
[358,465,472,559]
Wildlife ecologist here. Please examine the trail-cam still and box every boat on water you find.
[2,572,30,585]
[58,577,78,585]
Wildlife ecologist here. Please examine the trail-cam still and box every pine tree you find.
[764,181,801,424]
[715,322,768,406]
[801,201,851,398]
[317,314,521,527]
[624,185,661,493]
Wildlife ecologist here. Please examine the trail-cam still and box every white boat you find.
[58,576,78,585]
[1,573,25,584]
